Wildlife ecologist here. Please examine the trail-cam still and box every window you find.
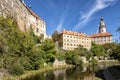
[36,27,39,32]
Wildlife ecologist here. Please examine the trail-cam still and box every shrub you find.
[9,63,25,76]
[90,59,98,65]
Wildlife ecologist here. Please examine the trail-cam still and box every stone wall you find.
[0,0,46,38]
[53,59,66,67]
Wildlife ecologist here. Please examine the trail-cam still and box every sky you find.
[24,0,120,42]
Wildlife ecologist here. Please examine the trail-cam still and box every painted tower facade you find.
[98,17,106,33]
[90,17,112,44]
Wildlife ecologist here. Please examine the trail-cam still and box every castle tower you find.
[98,17,106,33]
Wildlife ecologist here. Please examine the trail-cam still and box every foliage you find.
[40,39,56,63]
[90,58,98,65]
[111,44,120,60]
[0,16,45,74]
[91,42,105,57]
[9,63,25,76]
[103,43,117,57]
[76,45,92,61]
[65,50,82,65]
[52,30,59,42]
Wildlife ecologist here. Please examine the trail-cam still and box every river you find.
[21,63,120,80]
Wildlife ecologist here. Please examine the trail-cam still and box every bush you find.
[9,63,25,75]
[90,59,98,65]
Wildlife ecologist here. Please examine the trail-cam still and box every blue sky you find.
[24,0,120,41]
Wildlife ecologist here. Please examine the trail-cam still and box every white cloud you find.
[73,0,118,31]
[56,1,70,32]
[57,22,63,32]
[56,14,64,32]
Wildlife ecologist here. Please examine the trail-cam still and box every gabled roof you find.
[90,32,112,38]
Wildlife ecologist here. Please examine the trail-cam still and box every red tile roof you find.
[90,32,112,38]
[60,29,89,37]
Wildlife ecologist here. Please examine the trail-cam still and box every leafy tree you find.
[9,63,25,76]
[52,30,59,42]
[103,43,117,57]
[40,39,56,63]
[65,50,82,65]
[91,42,105,57]
[111,44,120,60]
[0,16,46,74]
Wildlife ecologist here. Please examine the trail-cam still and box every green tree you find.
[40,39,56,63]
[103,43,117,57]
[112,44,120,60]
[52,30,59,42]
[65,50,82,65]
[0,16,46,73]
[91,42,105,57]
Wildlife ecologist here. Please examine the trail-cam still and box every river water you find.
[21,63,120,80]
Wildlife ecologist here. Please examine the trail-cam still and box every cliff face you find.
[0,0,46,38]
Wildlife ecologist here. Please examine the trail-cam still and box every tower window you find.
[102,30,103,32]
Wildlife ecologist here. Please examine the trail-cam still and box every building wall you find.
[0,0,46,38]
[91,36,112,44]
[59,30,91,50]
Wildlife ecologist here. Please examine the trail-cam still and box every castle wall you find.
[0,0,46,38]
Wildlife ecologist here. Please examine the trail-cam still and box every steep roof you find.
[90,32,112,38]
[60,29,89,37]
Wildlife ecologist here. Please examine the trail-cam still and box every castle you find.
[58,17,112,50]
[0,0,112,50]
[58,29,91,50]
[0,0,46,39]
[90,17,112,44]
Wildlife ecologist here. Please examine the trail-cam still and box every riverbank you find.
[0,60,119,80]
[0,65,73,80]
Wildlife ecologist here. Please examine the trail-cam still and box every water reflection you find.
[22,65,103,80]
[21,64,120,80]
